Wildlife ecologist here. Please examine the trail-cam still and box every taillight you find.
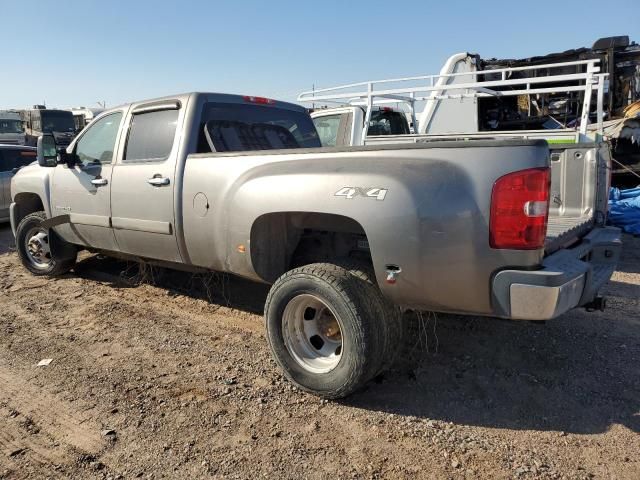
[243,95,275,105]
[489,167,551,250]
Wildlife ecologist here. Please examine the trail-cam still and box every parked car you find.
[0,145,36,222]
[0,110,26,146]
[20,107,75,149]
[10,92,621,398]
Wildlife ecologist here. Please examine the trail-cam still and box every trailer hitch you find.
[584,296,607,312]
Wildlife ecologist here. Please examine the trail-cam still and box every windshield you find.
[0,119,23,134]
[199,102,320,152]
[368,110,410,136]
[41,111,75,133]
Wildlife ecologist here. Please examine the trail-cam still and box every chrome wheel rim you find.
[282,294,343,373]
[25,226,52,269]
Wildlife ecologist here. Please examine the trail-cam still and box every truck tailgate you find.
[544,143,608,254]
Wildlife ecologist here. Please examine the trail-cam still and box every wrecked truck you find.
[302,36,640,183]
[10,92,621,398]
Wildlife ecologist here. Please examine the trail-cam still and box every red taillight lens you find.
[243,95,275,105]
[489,167,551,250]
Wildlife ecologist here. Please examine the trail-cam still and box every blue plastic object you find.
[609,186,640,234]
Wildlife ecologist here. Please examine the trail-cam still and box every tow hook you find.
[584,296,607,312]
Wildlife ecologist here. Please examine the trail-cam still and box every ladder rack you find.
[298,58,606,142]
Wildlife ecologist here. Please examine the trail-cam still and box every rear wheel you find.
[264,262,396,398]
[330,260,404,373]
[16,211,76,276]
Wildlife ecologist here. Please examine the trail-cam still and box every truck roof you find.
[106,92,307,116]
[0,110,21,120]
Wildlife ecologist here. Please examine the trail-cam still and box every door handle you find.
[91,177,108,186]
[147,176,170,187]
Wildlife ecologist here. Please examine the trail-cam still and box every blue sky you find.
[2,0,638,109]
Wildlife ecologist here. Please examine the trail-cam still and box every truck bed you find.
[545,215,593,253]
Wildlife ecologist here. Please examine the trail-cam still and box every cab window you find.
[75,112,123,165]
[368,110,410,136]
[124,109,178,162]
[198,102,319,153]
[312,114,341,147]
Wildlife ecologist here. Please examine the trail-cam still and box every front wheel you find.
[264,262,391,398]
[16,211,76,276]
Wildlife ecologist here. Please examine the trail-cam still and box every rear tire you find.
[330,260,404,373]
[264,262,395,398]
[16,211,76,276]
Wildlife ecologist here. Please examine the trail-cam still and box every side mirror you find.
[37,134,58,167]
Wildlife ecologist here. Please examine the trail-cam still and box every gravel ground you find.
[0,224,638,479]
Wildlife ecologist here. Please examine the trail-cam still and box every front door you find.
[51,111,124,251]
[110,103,183,263]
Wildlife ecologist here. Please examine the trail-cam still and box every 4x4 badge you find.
[334,187,388,201]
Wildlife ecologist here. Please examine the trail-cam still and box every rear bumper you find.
[492,227,622,320]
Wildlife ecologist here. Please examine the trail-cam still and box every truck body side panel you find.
[182,141,548,315]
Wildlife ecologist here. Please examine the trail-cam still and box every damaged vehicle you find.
[10,92,621,398]
[479,36,640,184]
[301,36,640,182]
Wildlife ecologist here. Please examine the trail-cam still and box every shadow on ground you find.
[70,252,640,437]
[0,224,15,255]
[348,312,640,435]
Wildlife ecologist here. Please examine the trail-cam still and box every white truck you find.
[301,54,606,147]
[0,110,26,146]
[71,107,104,133]
[312,106,411,147]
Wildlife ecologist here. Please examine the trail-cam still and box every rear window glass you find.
[0,149,36,172]
[125,109,178,161]
[199,102,320,153]
[312,114,341,147]
[368,110,410,136]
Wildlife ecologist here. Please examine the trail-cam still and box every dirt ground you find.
[0,224,638,480]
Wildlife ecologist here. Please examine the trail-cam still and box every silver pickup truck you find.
[10,92,622,398]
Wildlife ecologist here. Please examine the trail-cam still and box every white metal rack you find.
[298,58,607,143]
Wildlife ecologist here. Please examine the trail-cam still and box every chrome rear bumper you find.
[492,227,622,320]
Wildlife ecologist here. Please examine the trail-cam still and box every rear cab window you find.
[198,101,320,153]
[368,110,410,136]
[312,114,341,147]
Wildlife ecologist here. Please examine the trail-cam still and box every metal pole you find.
[362,83,373,142]
[596,74,605,137]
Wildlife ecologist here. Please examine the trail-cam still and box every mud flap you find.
[40,214,71,229]
[41,215,77,262]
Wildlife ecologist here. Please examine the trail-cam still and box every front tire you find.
[16,211,76,276]
[264,262,391,398]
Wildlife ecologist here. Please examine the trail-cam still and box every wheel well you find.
[250,212,371,283]
[13,193,45,226]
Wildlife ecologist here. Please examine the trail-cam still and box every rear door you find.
[50,110,124,250]
[110,101,183,263]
